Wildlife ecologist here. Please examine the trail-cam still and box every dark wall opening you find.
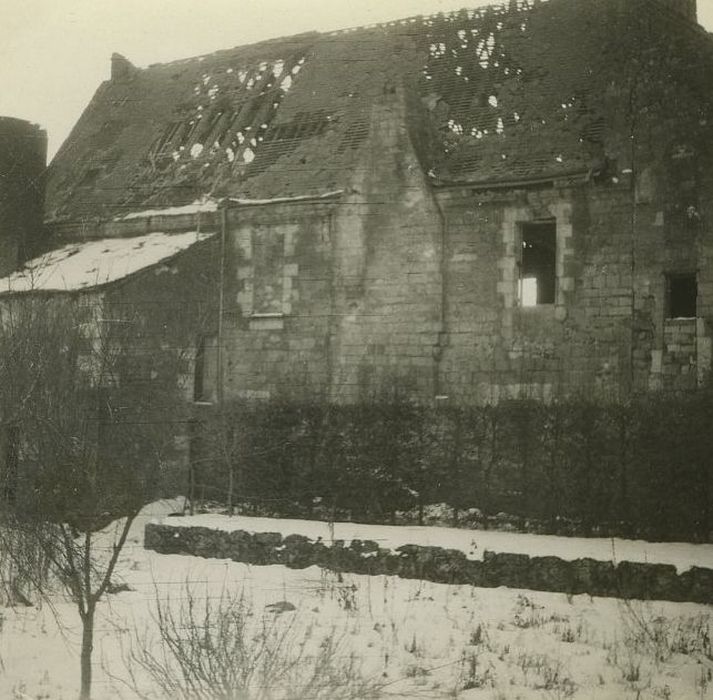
[194,335,218,403]
[666,273,697,318]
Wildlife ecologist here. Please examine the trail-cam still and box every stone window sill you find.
[249,313,285,330]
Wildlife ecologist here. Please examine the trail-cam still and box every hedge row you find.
[190,390,713,542]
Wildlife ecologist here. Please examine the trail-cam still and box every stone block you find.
[254,531,282,547]
[682,567,713,604]
[482,550,531,588]
[529,556,574,593]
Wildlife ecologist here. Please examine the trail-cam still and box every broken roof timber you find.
[433,168,593,190]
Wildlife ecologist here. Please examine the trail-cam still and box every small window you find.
[519,221,556,306]
[194,335,218,403]
[666,273,697,318]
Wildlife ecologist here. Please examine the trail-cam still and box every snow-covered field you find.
[1,501,712,699]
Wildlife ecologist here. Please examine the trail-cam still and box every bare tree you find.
[0,291,186,699]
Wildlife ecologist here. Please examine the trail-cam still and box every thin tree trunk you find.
[79,605,94,700]
[227,461,234,515]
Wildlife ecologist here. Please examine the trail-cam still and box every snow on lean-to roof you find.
[116,196,220,220]
[0,231,213,294]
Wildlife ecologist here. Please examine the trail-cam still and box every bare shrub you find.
[0,518,56,607]
[620,600,713,664]
[457,649,493,692]
[120,583,383,700]
[516,653,577,698]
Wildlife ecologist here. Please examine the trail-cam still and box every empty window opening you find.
[666,273,697,318]
[519,221,556,306]
[518,277,538,307]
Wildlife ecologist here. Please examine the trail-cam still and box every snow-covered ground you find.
[1,501,712,699]
[165,511,713,574]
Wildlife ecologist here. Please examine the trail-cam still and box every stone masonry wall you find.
[215,78,713,406]
[223,202,335,401]
[661,319,698,391]
[437,183,636,403]
[328,86,444,402]
[145,522,713,605]
[216,169,713,406]
[220,84,444,404]
[432,167,713,403]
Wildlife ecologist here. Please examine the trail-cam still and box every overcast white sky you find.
[2,0,712,160]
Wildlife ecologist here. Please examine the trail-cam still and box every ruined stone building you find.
[3,0,713,418]
[0,117,47,277]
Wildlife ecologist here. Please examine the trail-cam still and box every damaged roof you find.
[46,0,713,222]
[0,231,213,293]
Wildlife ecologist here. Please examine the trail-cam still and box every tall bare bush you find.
[121,583,383,700]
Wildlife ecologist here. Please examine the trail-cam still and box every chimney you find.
[111,53,136,81]
[655,0,697,22]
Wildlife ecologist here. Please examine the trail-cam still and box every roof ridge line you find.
[326,1,539,37]
[140,30,321,71]
[123,1,540,73]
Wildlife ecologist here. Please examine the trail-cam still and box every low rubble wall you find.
[145,522,713,604]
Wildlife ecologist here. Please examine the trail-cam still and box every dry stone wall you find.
[145,522,713,605]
